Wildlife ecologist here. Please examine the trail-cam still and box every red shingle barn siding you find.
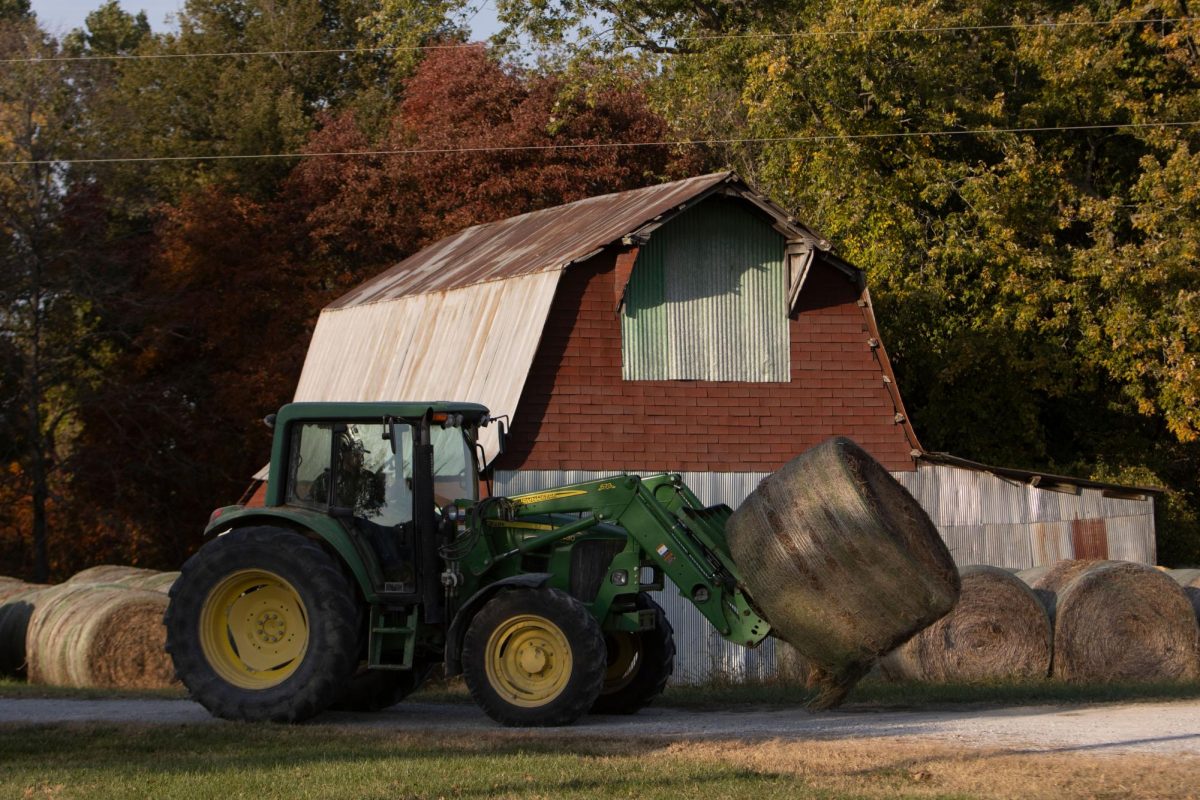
[495,249,916,474]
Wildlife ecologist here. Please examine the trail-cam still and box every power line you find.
[2,15,1193,64]
[4,120,1198,167]
[675,16,1197,42]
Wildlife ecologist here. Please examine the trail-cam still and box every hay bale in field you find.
[0,586,50,675]
[1016,564,1064,618]
[881,565,1051,682]
[1169,569,1200,621]
[113,571,179,593]
[66,565,162,586]
[728,437,960,709]
[0,581,46,604]
[26,584,179,689]
[1025,560,1199,682]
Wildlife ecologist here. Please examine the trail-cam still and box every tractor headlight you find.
[610,570,629,586]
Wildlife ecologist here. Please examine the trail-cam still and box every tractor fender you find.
[201,506,381,604]
[444,573,553,676]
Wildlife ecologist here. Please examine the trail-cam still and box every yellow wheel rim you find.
[484,614,572,707]
[199,569,309,689]
[600,633,640,694]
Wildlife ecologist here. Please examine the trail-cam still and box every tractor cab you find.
[263,402,496,600]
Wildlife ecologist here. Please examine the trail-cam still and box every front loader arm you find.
[490,475,772,647]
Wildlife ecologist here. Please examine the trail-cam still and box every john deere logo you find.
[511,489,588,506]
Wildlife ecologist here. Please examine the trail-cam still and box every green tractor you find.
[165,400,777,726]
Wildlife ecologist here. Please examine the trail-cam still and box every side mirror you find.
[496,421,507,455]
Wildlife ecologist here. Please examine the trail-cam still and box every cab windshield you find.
[286,419,479,521]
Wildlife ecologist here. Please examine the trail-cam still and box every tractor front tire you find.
[165,526,360,723]
[462,588,605,727]
[590,593,675,715]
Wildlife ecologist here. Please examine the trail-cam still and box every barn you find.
[290,171,1159,681]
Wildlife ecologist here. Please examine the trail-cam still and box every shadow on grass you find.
[0,724,820,800]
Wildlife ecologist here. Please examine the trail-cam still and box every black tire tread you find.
[165,526,360,723]
[331,663,433,712]
[462,587,605,727]
[590,593,675,715]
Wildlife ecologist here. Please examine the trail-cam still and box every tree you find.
[0,15,94,580]
[293,43,691,263]
[492,0,1200,562]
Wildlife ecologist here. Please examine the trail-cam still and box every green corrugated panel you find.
[622,197,789,381]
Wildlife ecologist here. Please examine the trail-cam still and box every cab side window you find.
[287,423,332,506]
[287,422,414,527]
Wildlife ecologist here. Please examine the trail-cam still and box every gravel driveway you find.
[2,698,1198,755]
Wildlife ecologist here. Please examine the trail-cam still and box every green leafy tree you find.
[494,0,1200,563]
[0,15,105,580]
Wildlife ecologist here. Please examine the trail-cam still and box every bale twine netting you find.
[26,584,180,689]
[0,585,50,675]
[727,436,961,708]
[1170,569,1200,621]
[1022,560,1200,682]
[881,565,1052,683]
[66,565,162,586]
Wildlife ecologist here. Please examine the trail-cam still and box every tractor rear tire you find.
[331,663,433,712]
[165,526,359,723]
[462,587,605,727]
[590,594,675,715]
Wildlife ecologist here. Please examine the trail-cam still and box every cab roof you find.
[276,401,492,425]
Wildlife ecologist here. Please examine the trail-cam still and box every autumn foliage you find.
[0,39,691,577]
[2,0,1199,577]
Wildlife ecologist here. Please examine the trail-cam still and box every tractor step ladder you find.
[367,606,418,669]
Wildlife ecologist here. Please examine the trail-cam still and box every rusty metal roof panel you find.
[329,172,825,308]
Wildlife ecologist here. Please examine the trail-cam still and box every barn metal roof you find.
[329,171,830,308]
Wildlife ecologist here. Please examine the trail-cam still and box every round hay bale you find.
[26,584,179,689]
[0,581,48,604]
[66,565,161,586]
[1016,562,1086,619]
[0,586,50,675]
[113,571,179,593]
[727,436,961,709]
[880,565,1051,682]
[1026,560,1199,682]
[1169,569,1200,621]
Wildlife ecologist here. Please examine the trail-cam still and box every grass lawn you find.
[0,723,917,800]
[1,721,1197,800]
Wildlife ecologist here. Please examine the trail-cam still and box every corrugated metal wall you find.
[497,462,1155,683]
[622,198,790,382]
[892,463,1156,567]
